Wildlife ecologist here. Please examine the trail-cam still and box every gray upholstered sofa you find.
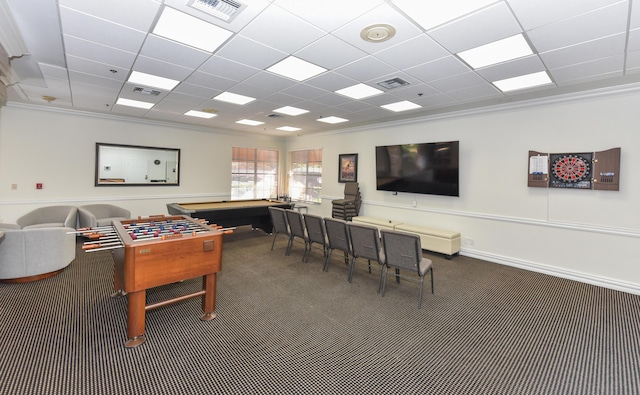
[0,206,77,282]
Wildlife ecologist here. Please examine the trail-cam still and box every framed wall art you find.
[338,153,358,183]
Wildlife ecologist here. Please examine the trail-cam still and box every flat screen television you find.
[375,141,459,197]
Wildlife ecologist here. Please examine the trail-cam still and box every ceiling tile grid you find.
[3,0,640,135]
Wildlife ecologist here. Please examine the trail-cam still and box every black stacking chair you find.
[323,217,351,272]
[285,209,309,261]
[380,229,434,309]
[303,213,328,263]
[268,207,290,252]
[346,222,385,292]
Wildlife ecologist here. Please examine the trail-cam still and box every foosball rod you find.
[83,244,124,252]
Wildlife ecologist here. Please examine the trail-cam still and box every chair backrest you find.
[347,222,383,262]
[16,206,78,229]
[303,213,327,246]
[269,207,289,234]
[285,209,307,239]
[380,230,422,274]
[324,217,351,253]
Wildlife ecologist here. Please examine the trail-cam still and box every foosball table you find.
[79,215,230,348]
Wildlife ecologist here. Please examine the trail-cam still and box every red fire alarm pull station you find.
[36,183,43,189]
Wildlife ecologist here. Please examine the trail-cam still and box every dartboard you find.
[552,154,591,183]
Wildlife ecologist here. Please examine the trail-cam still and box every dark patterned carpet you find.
[1,226,639,395]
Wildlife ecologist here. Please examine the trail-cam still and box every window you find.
[231,147,279,199]
[289,149,322,203]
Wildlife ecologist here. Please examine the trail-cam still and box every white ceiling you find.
[3,0,640,136]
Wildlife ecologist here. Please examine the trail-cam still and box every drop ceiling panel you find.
[332,3,423,55]
[63,35,137,70]
[428,2,523,53]
[198,56,260,82]
[550,55,625,84]
[475,55,545,82]
[428,72,489,93]
[507,0,624,31]
[334,56,398,83]
[273,0,384,32]
[405,56,471,83]
[305,71,358,92]
[294,35,368,70]
[182,72,237,92]
[172,82,221,99]
[66,55,128,81]
[58,0,160,31]
[68,70,126,91]
[216,35,287,70]
[244,71,299,92]
[139,35,212,70]
[280,84,328,101]
[132,56,196,81]
[526,2,629,53]
[59,7,146,53]
[540,34,626,69]
[238,5,326,54]
[374,35,450,70]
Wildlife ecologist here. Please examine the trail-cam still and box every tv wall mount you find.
[527,147,620,191]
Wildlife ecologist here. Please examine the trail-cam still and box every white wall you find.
[0,104,285,221]
[285,89,640,294]
[2,88,639,294]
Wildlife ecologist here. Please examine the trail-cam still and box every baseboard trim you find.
[460,248,640,295]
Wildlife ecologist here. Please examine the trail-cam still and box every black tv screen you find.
[375,141,459,197]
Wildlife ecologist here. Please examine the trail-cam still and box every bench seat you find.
[394,223,460,259]
[351,216,402,230]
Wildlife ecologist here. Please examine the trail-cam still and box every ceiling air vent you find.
[188,0,246,22]
[133,87,161,96]
[377,77,410,90]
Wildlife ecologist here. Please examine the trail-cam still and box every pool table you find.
[167,199,292,233]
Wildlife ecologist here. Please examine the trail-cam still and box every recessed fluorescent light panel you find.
[236,119,264,126]
[213,92,256,105]
[457,34,533,69]
[335,83,384,100]
[277,126,301,132]
[317,116,349,124]
[393,0,498,30]
[492,71,553,92]
[115,98,155,109]
[128,71,180,91]
[267,56,327,81]
[273,106,309,116]
[153,7,233,52]
[381,100,422,112]
[185,110,217,118]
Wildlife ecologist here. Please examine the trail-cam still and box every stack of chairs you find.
[332,182,362,221]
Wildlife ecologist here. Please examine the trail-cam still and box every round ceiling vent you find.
[360,24,396,43]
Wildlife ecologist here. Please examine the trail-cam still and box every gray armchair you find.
[0,206,77,282]
[78,204,131,228]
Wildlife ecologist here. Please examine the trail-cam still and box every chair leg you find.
[418,276,424,309]
[395,268,400,284]
[367,259,372,273]
[430,267,434,294]
[348,256,356,283]
[381,266,388,297]
[377,265,385,293]
[302,241,309,262]
[285,236,294,256]
[270,233,278,250]
[323,249,331,272]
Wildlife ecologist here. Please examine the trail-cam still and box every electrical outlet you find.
[462,237,475,246]
[412,200,417,207]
